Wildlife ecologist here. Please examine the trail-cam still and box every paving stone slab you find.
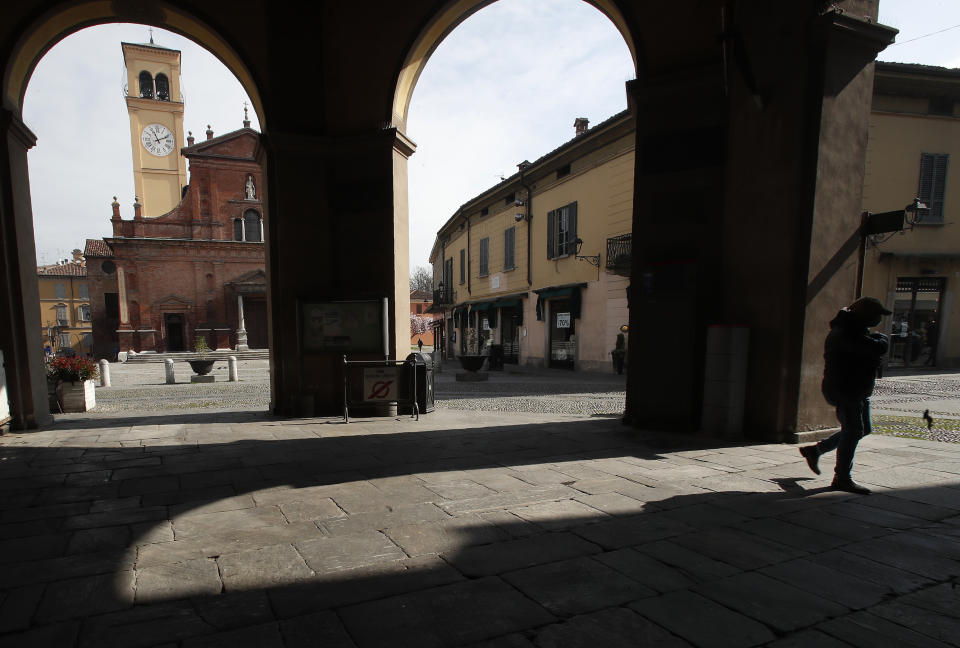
[36,570,136,622]
[78,600,216,648]
[839,535,960,579]
[503,555,654,615]
[631,590,775,648]
[135,557,222,603]
[593,547,697,593]
[857,494,958,522]
[673,526,805,570]
[0,533,69,563]
[636,540,742,583]
[442,531,601,577]
[279,610,357,648]
[760,557,891,610]
[0,547,137,588]
[130,520,175,544]
[168,494,257,518]
[817,610,954,648]
[192,590,275,631]
[2,621,80,648]
[172,505,287,539]
[777,508,893,542]
[0,583,45,633]
[136,521,326,567]
[320,502,446,536]
[572,513,695,550]
[822,501,930,530]
[695,571,848,633]
[531,607,692,648]
[572,492,651,516]
[62,506,169,531]
[218,543,315,590]
[867,600,960,645]
[337,576,556,648]
[811,549,934,594]
[269,555,464,617]
[382,514,510,556]
[736,517,848,552]
[507,499,610,530]
[766,629,856,647]
[295,530,406,573]
[439,485,579,515]
[181,620,284,648]
[464,632,536,648]
[422,480,496,500]
[656,502,752,530]
[474,509,543,538]
[67,525,130,554]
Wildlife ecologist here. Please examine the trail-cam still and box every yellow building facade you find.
[862,62,959,368]
[430,112,634,372]
[37,251,92,355]
[122,40,188,217]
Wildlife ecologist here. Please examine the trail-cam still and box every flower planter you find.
[458,355,486,372]
[188,359,216,375]
[58,380,96,412]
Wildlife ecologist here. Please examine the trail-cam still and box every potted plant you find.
[458,327,486,372]
[188,335,216,375]
[48,355,99,412]
[611,332,627,375]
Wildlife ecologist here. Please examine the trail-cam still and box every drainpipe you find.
[466,215,472,296]
[520,170,533,287]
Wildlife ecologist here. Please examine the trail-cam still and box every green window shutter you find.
[567,202,578,255]
[479,238,489,276]
[932,154,949,223]
[547,209,556,259]
[459,249,465,283]
[504,227,515,269]
[919,153,949,224]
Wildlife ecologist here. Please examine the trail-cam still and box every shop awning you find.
[470,302,494,311]
[495,299,521,309]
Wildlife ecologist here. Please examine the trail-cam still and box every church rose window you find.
[138,71,154,99]
[155,74,170,101]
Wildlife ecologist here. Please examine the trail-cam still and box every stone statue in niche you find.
[245,176,256,200]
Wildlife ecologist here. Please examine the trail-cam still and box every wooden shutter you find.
[479,238,489,276]
[459,249,465,283]
[547,209,556,259]
[919,153,949,224]
[567,202,578,256]
[504,227,515,269]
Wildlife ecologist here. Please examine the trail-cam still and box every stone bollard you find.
[164,359,176,384]
[228,356,238,382]
[99,359,111,387]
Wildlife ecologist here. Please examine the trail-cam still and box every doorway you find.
[501,309,521,364]
[244,298,269,349]
[164,313,185,352]
[889,277,944,367]
[549,299,575,370]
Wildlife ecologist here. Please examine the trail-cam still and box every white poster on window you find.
[482,317,490,331]
[556,312,571,328]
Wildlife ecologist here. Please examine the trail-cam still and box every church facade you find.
[83,40,266,359]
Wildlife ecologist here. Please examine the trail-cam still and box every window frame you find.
[459,249,465,284]
[55,303,68,326]
[504,226,516,271]
[478,237,490,277]
[78,304,91,322]
[546,201,578,259]
[918,153,949,225]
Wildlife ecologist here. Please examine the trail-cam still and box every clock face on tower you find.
[141,123,176,157]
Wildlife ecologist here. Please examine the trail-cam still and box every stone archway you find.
[0,2,268,428]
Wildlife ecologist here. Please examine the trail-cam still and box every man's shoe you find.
[799,445,820,475]
[831,478,871,495]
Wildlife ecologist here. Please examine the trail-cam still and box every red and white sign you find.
[363,367,400,401]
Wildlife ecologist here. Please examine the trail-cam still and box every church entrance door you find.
[164,313,185,352]
[245,298,268,349]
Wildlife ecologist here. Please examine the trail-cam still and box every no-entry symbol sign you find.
[363,367,400,401]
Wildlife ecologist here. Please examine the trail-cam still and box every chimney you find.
[186,130,195,146]
[205,124,214,140]
[72,249,83,264]
[517,160,531,172]
[111,196,121,220]
[574,117,589,136]
[133,195,142,220]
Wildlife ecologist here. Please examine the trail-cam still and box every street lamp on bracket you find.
[856,197,927,297]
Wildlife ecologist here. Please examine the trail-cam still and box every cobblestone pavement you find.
[1,409,958,647]
[92,359,960,444]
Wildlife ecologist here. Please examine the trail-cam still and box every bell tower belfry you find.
[121,38,188,217]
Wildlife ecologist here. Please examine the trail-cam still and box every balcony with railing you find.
[433,286,456,306]
[605,233,632,276]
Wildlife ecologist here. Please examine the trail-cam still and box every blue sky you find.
[23,0,960,268]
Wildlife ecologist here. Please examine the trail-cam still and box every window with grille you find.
[918,153,949,224]
[504,227,515,270]
[479,237,489,277]
[155,74,170,101]
[546,202,578,258]
[139,71,154,99]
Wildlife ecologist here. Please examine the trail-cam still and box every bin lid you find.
[405,352,430,365]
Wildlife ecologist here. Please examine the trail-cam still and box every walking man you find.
[799,296,890,494]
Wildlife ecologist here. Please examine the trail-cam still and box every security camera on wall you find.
[514,213,524,222]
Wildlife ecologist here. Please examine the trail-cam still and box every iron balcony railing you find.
[605,233,632,275]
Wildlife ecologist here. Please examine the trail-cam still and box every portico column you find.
[0,108,52,428]
[236,293,249,351]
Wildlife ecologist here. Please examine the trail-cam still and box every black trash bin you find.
[489,344,504,371]
[405,352,435,413]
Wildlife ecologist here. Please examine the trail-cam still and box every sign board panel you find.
[362,366,401,401]
[482,317,490,331]
[301,300,383,353]
[556,312,571,328]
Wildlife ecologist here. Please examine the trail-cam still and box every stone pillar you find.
[0,108,52,428]
[164,359,175,384]
[228,355,238,382]
[99,360,111,387]
[263,128,415,416]
[624,6,893,441]
[235,294,249,351]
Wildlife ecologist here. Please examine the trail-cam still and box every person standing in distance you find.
[799,296,890,494]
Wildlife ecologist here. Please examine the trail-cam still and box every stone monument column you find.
[235,293,249,351]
